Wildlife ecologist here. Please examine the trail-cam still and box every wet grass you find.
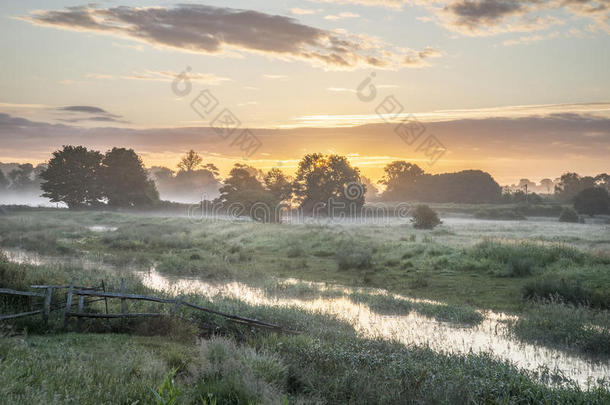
[509,300,610,358]
[1,253,609,403]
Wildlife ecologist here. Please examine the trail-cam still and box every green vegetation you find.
[510,300,610,357]
[1,210,609,402]
[410,204,442,229]
[559,207,581,223]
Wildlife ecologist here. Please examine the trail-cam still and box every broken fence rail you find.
[1,281,287,333]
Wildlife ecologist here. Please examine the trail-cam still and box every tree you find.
[40,145,104,208]
[101,148,159,208]
[414,170,501,203]
[540,178,554,194]
[218,164,276,221]
[264,168,292,203]
[360,176,380,202]
[177,150,203,172]
[379,161,424,201]
[0,169,8,191]
[411,204,441,229]
[293,153,365,215]
[573,187,610,216]
[554,172,595,201]
[595,173,610,193]
[8,163,35,191]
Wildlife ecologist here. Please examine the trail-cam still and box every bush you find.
[574,187,610,216]
[558,207,580,223]
[335,246,373,271]
[410,204,441,229]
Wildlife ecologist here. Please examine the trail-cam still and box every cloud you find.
[290,8,318,15]
[59,106,108,114]
[502,31,559,46]
[56,105,128,124]
[324,12,361,20]
[22,4,438,70]
[123,70,231,84]
[432,0,609,36]
[309,0,409,8]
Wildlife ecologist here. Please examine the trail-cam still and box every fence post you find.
[101,280,109,315]
[64,282,74,329]
[120,279,127,315]
[76,296,85,332]
[42,287,52,326]
[172,295,184,315]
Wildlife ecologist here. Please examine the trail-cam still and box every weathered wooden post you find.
[76,296,85,332]
[42,287,52,326]
[172,295,184,315]
[64,282,74,329]
[120,278,127,315]
[101,280,109,315]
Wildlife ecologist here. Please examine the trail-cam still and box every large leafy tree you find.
[379,161,424,201]
[293,153,365,215]
[40,145,104,208]
[554,172,596,201]
[264,168,292,203]
[573,187,609,216]
[101,148,159,207]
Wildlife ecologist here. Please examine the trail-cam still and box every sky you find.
[0,0,609,185]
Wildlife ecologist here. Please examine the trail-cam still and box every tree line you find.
[2,146,608,217]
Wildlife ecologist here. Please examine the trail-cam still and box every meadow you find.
[1,207,609,403]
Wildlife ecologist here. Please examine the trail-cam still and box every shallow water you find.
[87,225,118,232]
[2,247,608,388]
[138,269,610,388]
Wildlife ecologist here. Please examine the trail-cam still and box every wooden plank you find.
[0,310,43,320]
[42,287,52,325]
[0,288,45,298]
[30,285,99,290]
[72,289,176,304]
[70,312,162,319]
[182,301,282,330]
[63,282,74,328]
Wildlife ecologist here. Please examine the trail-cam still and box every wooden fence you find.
[1,279,285,333]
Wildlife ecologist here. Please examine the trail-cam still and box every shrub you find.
[335,246,373,271]
[410,204,441,229]
[558,207,580,223]
[574,187,610,216]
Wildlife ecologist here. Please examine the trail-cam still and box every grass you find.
[1,210,609,314]
[1,209,610,401]
[509,300,610,357]
[1,249,609,403]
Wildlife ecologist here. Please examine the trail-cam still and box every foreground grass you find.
[1,252,610,403]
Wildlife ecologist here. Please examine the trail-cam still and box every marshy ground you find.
[1,207,609,403]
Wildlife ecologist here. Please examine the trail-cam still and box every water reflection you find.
[139,270,609,388]
[2,247,608,388]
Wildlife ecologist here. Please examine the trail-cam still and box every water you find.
[138,269,610,388]
[2,247,608,388]
[88,225,118,232]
